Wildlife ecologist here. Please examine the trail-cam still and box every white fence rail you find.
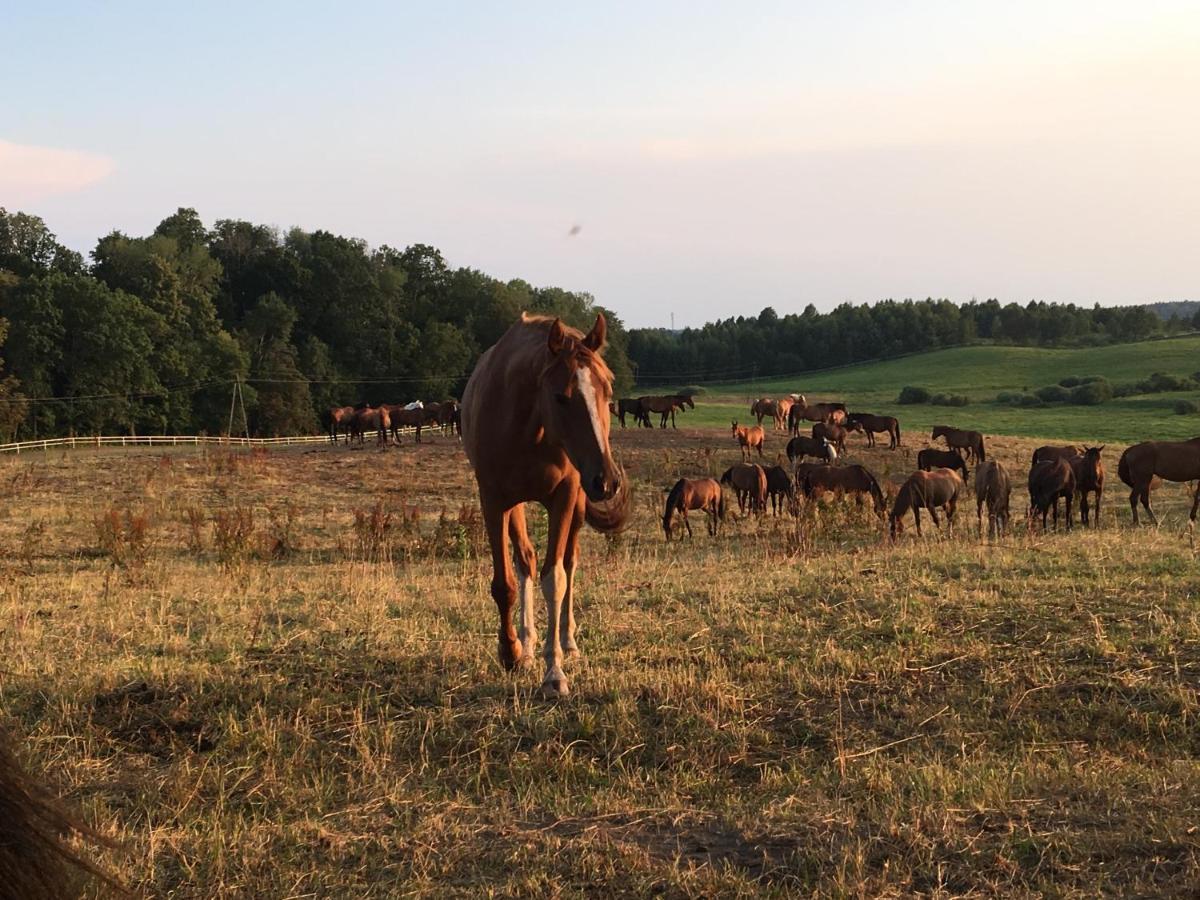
[0,429,425,455]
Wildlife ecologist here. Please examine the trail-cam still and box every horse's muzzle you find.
[587,471,620,502]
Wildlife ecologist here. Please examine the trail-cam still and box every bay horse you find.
[788,396,847,433]
[719,464,768,516]
[350,406,391,445]
[846,413,901,449]
[786,435,836,465]
[973,459,1011,538]
[385,403,426,444]
[1028,458,1075,532]
[932,425,986,462]
[1032,444,1083,466]
[662,477,725,538]
[639,394,694,429]
[812,421,854,454]
[1117,437,1200,524]
[800,464,886,517]
[917,447,969,482]
[328,405,355,443]
[732,421,765,461]
[889,468,963,539]
[613,397,651,428]
[751,398,785,430]
[1071,446,1104,527]
[764,465,796,516]
[461,312,629,698]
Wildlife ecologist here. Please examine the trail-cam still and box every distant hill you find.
[1142,300,1199,322]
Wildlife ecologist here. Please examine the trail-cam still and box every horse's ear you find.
[547,318,567,355]
[583,313,606,352]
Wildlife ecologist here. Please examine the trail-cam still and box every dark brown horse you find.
[719,464,767,516]
[328,405,356,443]
[1028,458,1075,531]
[640,394,694,428]
[889,469,963,539]
[350,406,391,445]
[1118,437,1200,524]
[801,464,886,517]
[1070,446,1104,527]
[662,477,725,538]
[917,448,968,482]
[932,425,986,461]
[846,412,901,449]
[732,421,766,461]
[385,403,426,444]
[764,465,796,516]
[613,397,651,428]
[812,421,853,454]
[786,435,837,465]
[462,313,629,698]
[974,459,1011,538]
[438,399,460,435]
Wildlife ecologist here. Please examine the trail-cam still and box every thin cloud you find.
[0,138,114,205]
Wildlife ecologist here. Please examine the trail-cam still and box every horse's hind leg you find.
[1141,484,1158,525]
[509,505,539,665]
[484,502,524,671]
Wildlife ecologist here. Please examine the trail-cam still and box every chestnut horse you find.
[720,464,768,515]
[328,405,355,443]
[974,460,1011,538]
[1028,458,1075,531]
[889,468,962,539]
[662,477,725,538]
[846,413,901,449]
[800,464,886,517]
[751,398,786,430]
[812,421,854,454]
[350,406,391,445]
[1117,437,1200,524]
[462,313,629,698]
[732,421,766,461]
[788,396,847,433]
[932,425,986,462]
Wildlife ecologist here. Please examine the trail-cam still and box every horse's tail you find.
[586,478,633,534]
[1117,448,1133,487]
[717,491,727,521]
[662,479,685,536]
[895,421,901,445]
[977,436,986,461]
[863,468,885,513]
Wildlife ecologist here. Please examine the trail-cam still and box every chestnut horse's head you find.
[541,314,622,503]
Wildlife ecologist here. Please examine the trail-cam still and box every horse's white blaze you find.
[576,367,606,453]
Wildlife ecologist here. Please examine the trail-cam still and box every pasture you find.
[3,422,1200,896]
[644,335,1200,443]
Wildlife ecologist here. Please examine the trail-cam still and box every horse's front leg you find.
[558,493,585,659]
[509,504,539,663]
[483,501,523,671]
[539,483,580,697]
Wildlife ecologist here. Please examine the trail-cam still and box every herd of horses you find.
[611,394,695,429]
[327,400,460,445]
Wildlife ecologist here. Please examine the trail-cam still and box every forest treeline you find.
[0,207,633,438]
[0,206,1195,439]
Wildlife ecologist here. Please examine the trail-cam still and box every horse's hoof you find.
[540,670,570,699]
[498,639,524,672]
[562,643,582,661]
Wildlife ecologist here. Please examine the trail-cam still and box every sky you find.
[2,1,1198,328]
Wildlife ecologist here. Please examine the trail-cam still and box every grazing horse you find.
[719,464,768,516]
[639,394,694,429]
[786,435,836,465]
[932,425,986,462]
[385,403,426,444]
[1071,446,1105,527]
[350,406,391,445]
[751,398,786,430]
[461,313,629,698]
[1117,437,1200,524]
[800,464,886,518]
[812,421,853,454]
[328,406,356,443]
[732,421,765,461]
[1032,444,1083,466]
[846,413,901,449]
[974,460,1011,538]
[788,395,847,433]
[613,397,651,428]
[764,465,796,516]
[1028,458,1076,531]
[662,477,725,539]
[917,448,969,482]
[889,468,963,539]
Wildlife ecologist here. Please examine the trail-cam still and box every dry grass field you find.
[2,423,1199,897]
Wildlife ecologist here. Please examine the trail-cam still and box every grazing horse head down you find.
[462,312,629,698]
